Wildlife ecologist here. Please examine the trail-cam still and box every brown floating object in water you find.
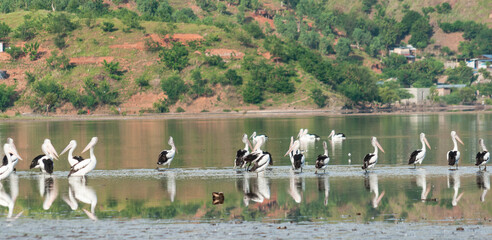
[212,192,224,205]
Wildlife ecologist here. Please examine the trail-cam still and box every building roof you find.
[481,54,492,59]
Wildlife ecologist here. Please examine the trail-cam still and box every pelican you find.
[247,138,272,173]
[298,129,320,141]
[315,141,330,174]
[361,137,385,172]
[157,136,177,168]
[408,133,431,169]
[250,131,268,145]
[328,130,346,140]
[447,131,464,170]
[68,137,98,177]
[59,140,84,167]
[2,138,22,171]
[0,143,22,181]
[284,136,305,172]
[477,171,490,202]
[29,139,59,174]
[234,134,253,169]
[476,138,490,171]
[365,173,384,208]
[63,177,98,220]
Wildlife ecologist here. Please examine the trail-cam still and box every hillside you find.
[0,0,491,116]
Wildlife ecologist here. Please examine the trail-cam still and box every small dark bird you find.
[212,192,224,205]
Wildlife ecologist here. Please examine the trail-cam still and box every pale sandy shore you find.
[1,105,491,122]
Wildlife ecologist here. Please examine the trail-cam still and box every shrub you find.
[160,75,188,104]
[204,55,226,68]
[84,78,119,105]
[311,88,328,107]
[46,50,70,70]
[0,21,11,40]
[43,13,78,35]
[173,8,198,23]
[54,35,67,49]
[0,84,17,112]
[135,74,150,88]
[154,99,170,113]
[144,38,162,52]
[242,82,263,104]
[159,42,189,71]
[243,22,265,39]
[25,71,36,84]
[13,22,37,40]
[225,69,242,86]
[101,22,116,32]
[176,107,185,113]
[5,46,24,60]
[22,41,40,61]
[103,60,123,80]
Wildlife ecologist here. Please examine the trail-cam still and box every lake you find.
[2,113,492,237]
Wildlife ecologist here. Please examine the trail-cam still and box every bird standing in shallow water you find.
[234,134,253,170]
[0,143,22,181]
[30,139,58,175]
[285,137,305,172]
[476,138,490,171]
[408,133,431,169]
[2,138,22,172]
[315,141,330,174]
[157,136,177,169]
[59,140,84,168]
[361,137,385,172]
[447,131,464,170]
[68,137,98,177]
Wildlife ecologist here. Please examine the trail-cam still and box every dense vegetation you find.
[0,0,491,114]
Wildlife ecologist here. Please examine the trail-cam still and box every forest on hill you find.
[0,0,491,115]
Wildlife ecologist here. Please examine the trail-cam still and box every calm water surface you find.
[1,113,492,224]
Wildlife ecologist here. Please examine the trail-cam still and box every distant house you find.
[466,55,492,69]
[0,70,7,79]
[0,42,3,52]
[436,84,467,96]
[389,45,417,63]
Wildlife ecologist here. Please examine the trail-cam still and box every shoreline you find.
[1,104,491,121]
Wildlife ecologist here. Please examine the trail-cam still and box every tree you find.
[101,22,116,32]
[22,41,40,61]
[242,82,263,104]
[446,63,476,84]
[352,28,371,49]
[335,38,351,61]
[225,69,243,86]
[159,42,189,71]
[299,30,320,50]
[337,65,378,103]
[409,18,433,49]
[46,50,70,70]
[103,60,123,80]
[160,75,188,104]
[0,84,16,112]
[0,21,11,40]
[400,10,422,35]
[311,88,328,107]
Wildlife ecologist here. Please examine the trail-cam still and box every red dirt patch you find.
[0,52,11,61]
[166,33,204,43]
[206,49,244,59]
[70,56,115,65]
[431,30,464,52]
[120,92,166,114]
[249,12,275,29]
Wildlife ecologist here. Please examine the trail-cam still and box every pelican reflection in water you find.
[38,174,58,210]
[447,171,464,206]
[63,177,98,220]
[317,174,329,206]
[243,174,270,206]
[364,173,384,208]
[288,172,304,203]
[416,169,431,202]
[0,174,22,220]
[477,171,490,202]
[161,171,176,202]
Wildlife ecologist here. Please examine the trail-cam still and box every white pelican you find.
[448,171,463,206]
[476,138,490,171]
[366,173,384,208]
[328,130,346,140]
[59,140,84,167]
[315,141,330,174]
[284,137,305,172]
[298,129,320,141]
[63,176,98,220]
[234,134,253,169]
[69,137,98,177]
[0,143,22,181]
[447,131,464,170]
[245,138,272,173]
[157,136,177,168]
[250,131,268,145]
[408,133,431,168]
[29,139,59,174]
[361,137,385,172]
[477,171,490,202]
[2,138,22,171]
